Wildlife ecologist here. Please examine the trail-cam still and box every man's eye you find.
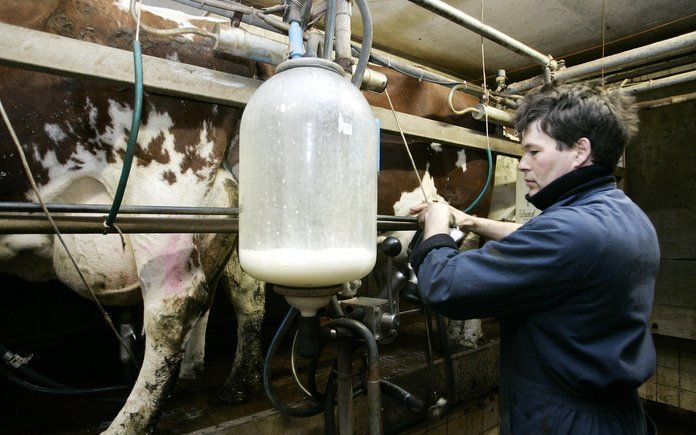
[529,151,539,156]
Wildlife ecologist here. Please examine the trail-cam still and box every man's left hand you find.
[410,202,452,240]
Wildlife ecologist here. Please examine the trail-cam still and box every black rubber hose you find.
[322,0,336,59]
[1,342,129,394]
[380,379,425,412]
[435,313,456,416]
[306,341,328,402]
[1,342,67,389]
[323,364,338,435]
[351,0,373,87]
[0,363,128,396]
[263,307,323,416]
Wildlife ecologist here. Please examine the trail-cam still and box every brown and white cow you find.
[0,0,268,432]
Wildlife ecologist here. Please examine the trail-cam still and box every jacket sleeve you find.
[413,210,605,320]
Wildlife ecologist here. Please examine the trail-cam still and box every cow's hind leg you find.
[104,236,210,434]
[217,248,265,404]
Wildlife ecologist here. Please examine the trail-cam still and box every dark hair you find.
[514,83,639,168]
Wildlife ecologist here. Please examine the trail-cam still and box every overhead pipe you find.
[620,70,696,95]
[508,31,696,93]
[635,91,696,110]
[407,0,556,69]
[358,47,521,107]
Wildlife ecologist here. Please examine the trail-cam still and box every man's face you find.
[519,121,580,196]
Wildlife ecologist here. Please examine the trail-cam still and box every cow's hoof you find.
[214,385,247,405]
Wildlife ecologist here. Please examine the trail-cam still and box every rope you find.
[0,100,140,370]
[600,0,606,87]
[384,89,430,205]
[462,0,493,213]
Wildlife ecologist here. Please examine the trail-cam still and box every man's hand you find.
[410,203,477,231]
[409,202,469,240]
[411,202,522,242]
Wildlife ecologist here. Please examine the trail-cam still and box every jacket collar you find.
[526,165,615,211]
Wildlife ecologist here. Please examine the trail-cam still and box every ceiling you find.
[151,0,696,84]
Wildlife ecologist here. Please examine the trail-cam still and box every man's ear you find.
[573,137,592,167]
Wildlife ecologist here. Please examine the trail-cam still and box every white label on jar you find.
[338,113,353,135]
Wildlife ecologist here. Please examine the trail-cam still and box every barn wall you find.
[626,81,696,413]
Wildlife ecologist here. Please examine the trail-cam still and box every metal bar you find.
[407,0,553,67]
[0,22,521,157]
[0,202,239,215]
[0,214,239,234]
[620,70,696,94]
[0,202,417,223]
[508,31,696,93]
[0,213,419,234]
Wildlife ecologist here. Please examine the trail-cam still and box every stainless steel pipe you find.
[0,202,239,215]
[0,211,419,234]
[508,31,696,93]
[0,214,239,234]
[407,0,554,68]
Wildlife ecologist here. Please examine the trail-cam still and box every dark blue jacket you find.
[411,175,659,435]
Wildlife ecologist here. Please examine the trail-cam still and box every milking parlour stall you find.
[0,0,694,434]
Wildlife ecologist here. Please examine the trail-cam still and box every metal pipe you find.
[620,70,696,94]
[0,213,418,234]
[508,31,696,93]
[214,24,288,66]
[336,340,353,435]
[635,91,696,110]
[358,47,522,107]
[407,0,554,68]
[0,214,239,234]
[334,0,352,72]
[0,202,419,223]
[0,202,239,215]
[323,319,382,435]
[471,103,515,127]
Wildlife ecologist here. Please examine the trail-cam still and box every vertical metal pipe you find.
[334,0,353,72]
[336,340,353,435]
[407,0,553,68]
[325,319,382,435]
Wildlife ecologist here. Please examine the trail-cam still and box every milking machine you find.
[234,2,462,433]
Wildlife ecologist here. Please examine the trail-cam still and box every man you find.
[410,84,658,434]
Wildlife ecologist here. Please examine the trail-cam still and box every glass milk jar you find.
[239,58,378,288]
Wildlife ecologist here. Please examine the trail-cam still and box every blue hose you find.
[105,40,143,228]
[288,21,305,59]
[463,146,493,213]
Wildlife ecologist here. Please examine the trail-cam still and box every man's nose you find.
[518,156,530,171]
